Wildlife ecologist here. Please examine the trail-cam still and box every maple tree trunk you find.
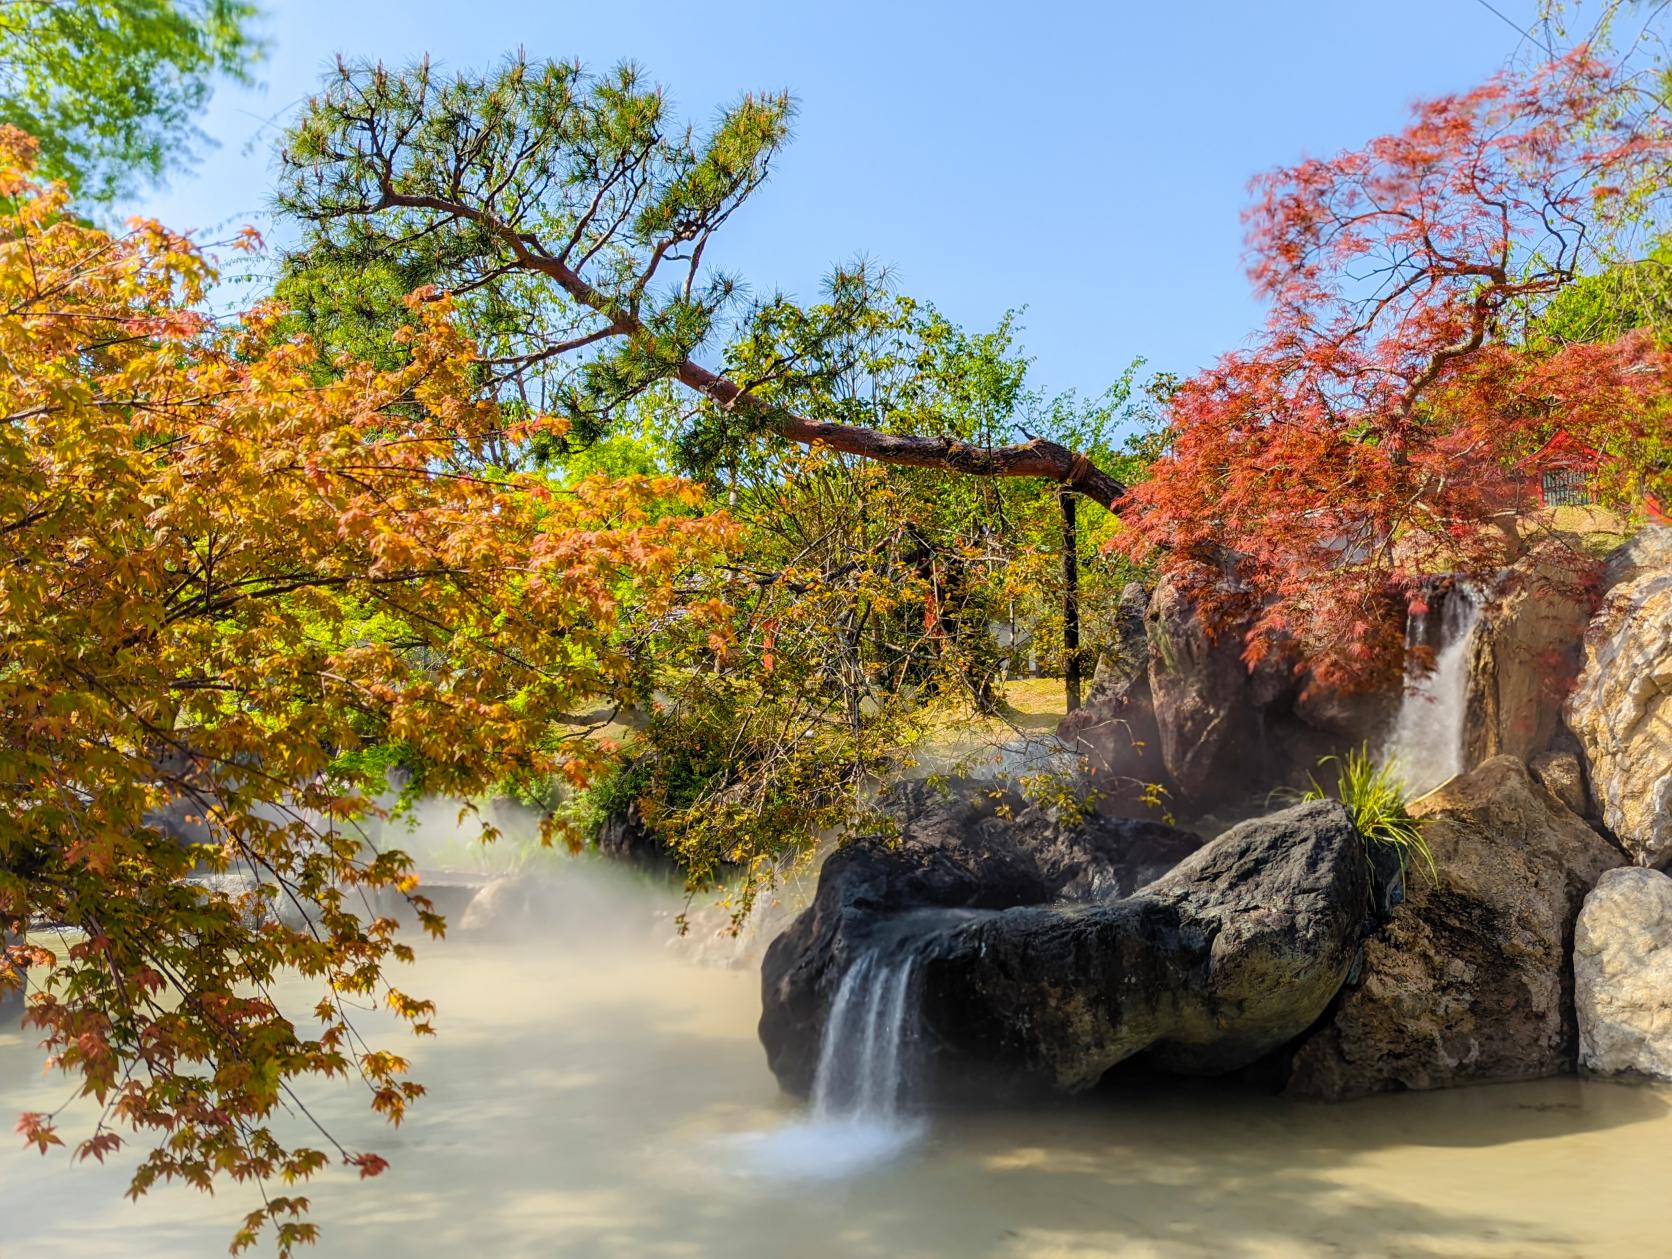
[1060,488,1082,714]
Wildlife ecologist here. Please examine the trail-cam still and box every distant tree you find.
[0,0,262,202]
[1530,234,1672,347]
[0,128,727,1255]
[566,292,1154,899]
[1120,51,1672,690]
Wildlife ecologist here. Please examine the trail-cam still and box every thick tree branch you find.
[674,358,1129,510]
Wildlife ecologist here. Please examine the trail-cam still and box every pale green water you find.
[3,866,1670,1259]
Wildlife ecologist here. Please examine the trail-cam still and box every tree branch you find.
[372,189,1130,513]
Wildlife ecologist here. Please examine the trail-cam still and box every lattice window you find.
[1541,468,1591,507]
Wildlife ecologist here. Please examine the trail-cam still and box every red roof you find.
[1519,428,1602,471]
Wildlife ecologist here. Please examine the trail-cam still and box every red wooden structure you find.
[1520,430,1602,507]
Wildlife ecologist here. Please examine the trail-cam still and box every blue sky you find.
[132,0,1547,400]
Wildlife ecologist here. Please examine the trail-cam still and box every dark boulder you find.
[1081,569,1392,818]
[759,788,1370,1101]
[1083,580,1151,702]
[594,799,675,870]
[1145,573,1263,807]
[1058,583,1175,812]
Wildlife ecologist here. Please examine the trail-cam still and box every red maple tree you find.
[1120,50,1672,688]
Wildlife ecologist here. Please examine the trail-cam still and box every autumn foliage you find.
[1121,51,1672,686]
[6,30,1672,1255]
[0,127,729,1253]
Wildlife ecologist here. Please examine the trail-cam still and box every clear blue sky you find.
[131,0,1547,399]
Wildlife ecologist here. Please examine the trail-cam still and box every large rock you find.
[1463,541,1596,767]
[759,788,1369,1101]
[1574,866,1672,1081]
[1059,582,1173,808]
[1564,526,1672,868]
[594,799,676,869]
[1135,567,1393,815]
[1145,572,1263,806]
[1084,580,1150,700]
[1286,756,1623,1099]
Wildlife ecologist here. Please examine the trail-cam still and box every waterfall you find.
[724,947,925,1180]
[1382,582,1482,795]
[810,952,917,1120]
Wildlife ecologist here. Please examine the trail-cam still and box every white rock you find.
[1565,527,1672,868]
[1574,866,1672,1081]
[458,874,537,933]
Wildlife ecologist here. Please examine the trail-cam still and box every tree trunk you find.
[1061,489,1082,714]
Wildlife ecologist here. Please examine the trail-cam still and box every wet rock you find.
[1575,866,1672,1081]
[1285,757,1623,1099]
[1463,542,1596,766]
[759,788,1367,1101]
[1564,527,1672,868]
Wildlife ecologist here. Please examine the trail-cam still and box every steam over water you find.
[1383,582,1483,794]
[6,843,1672,1257]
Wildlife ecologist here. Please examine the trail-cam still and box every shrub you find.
[1305,745,1438,886]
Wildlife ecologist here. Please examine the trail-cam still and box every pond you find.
[3,857,1668,1259]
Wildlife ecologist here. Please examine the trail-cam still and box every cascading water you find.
[725,948,926,1180]
[810,952,917,1119]
[1381,581,1483,795]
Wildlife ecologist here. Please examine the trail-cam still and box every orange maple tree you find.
[1120,51,1672,687]
[0,127,731,1252]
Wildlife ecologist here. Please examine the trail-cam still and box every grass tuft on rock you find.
[1304,745,1438,887]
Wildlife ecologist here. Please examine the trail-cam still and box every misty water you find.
[5,853,1672,1258]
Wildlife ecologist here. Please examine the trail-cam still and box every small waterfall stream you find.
[727,947,926,1179]
[1382,581,1483,795]
[810,952,917,1119]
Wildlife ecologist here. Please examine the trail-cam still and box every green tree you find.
[560,285,1158,898]
[1528,235,1672,348]
[276,54,1130,508]
[0,0,262,202]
